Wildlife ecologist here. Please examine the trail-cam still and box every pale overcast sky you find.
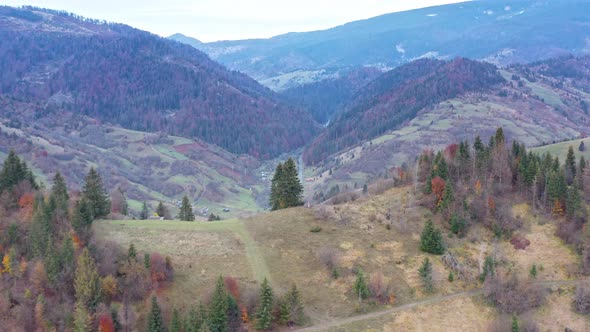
[5,0,469,42]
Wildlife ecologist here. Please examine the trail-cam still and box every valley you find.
[1,3,590,332]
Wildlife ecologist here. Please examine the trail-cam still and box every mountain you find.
[0,6,320,159]
[281,66,383,124]
[168,33,204,49]
[301,55,590,201]
[304,58,506,164]
[177,0,590,90]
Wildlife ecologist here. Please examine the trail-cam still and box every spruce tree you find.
[178,195,195,221]
[256,277,274,330]
[566,186,582,220]
[511,314,519,332]
[580,141,586,152]
[186,303,206,332]
[45,237,61,284]
[418,258,433,293]
[566,146,577,177]
[284,284,305,325]
[156,202,169,219]
[439,180,454,210]
[128,243,138,262]
[269,162,284,210]
[30,195,50,257]
[352,270,369,302]
[72,198,93,237]
[420,220,444,254]
[140,201,149,220]
[208,276,228,332]
[147,296,167,332]
[50,171,69,218]
[61,235,75,277]
[480,256,495,282]
[170,308,182,332]
[82,167,110,219]
[74,248,101,308]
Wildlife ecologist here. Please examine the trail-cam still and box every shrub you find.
[310,226,322,233]
[318,247,340,270]
[484,275,545,314]
[510,234,531,250]
[574,283,590,314]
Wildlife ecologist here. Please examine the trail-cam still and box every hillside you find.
[304,58,506,164]
[282,67,383,124]
[172,0,590,90]
[0,6,320,159]
[302,56,590,201]
[93,130,590,331]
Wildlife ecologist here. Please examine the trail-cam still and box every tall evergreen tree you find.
[269,158,303,210]
[147,296,167,332]
[0,150,36,193]
[208,276,228,332]
[156,202,169,219]
[30,195,50,257]
[418,258,433,293]
[50,171,69,218]
[74,248,101,308]
[170,308,182,332]
[256,278,274,330]
[140,201,149,220]
[420,220,444,254]
[82,167,110,219]
[72,198,93,237]
[178,195,195,221]
[566,146,577,177]
[283,284,305,326]
[352,270,369,302]
[45,237,61,284]
[439,180,454,210]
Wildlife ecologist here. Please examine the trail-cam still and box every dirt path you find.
[297,279,587,331]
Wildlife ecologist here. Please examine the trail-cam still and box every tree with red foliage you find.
[431,176,446,205]
[98,313,115,332]
[150,253,174,288]
[445,143,459,160]
[225,276,240,301]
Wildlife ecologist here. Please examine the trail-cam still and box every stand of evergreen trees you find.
[269,158,303,210]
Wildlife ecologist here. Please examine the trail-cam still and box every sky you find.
[5,0,469,42]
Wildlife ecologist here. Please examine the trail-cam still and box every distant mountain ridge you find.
[171,0,590,90]
[0,6,320,159]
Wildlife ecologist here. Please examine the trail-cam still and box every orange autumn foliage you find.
[241,307,249,323]
[474,179,482,196]
[18,192,35,219]
[71,232,83,250]
[98,313,115,332]
[431,176,446,204]
[488,196,496,215]
[553,199,564,216]
[224,276,240,300]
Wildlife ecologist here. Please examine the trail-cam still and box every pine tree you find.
[480,256,495,282]
[74,248,101,308]
[178,195,195,221]
[128,243,137,262]
[140,201,149,220]
[50,171,69,218]
[269,158,303,210]
[208,276,228,332]
[31,195,50,258]
[45,237,61,284]
[284,284,305,326]
[494,127,505,146]
[73,302,93,332]
[144,253,151,269]
[72,198,93,238]
[269,162,284,210]
[147,296,167,332]
[580,141,586,152]
[418,258,433,293]
[580,156,586,174]
[567,146,577,176]
[170,308,182,332]
[352,270,369,302]
[156,202,169,219]
[566,186,582,220]
[185,306,202,332]
[420,220,444,254]
[61,235,75,276]
[82,167,110,219]
[511,314,519,332]
[0,150,36,193]
[256,277,274,330]
[439,180,454,210]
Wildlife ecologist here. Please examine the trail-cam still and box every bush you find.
[309,226,322,233]
[484,275,545,314]
[574,283,590,314]
[318,247,340,270]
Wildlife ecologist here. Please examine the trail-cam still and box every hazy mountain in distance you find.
[172,0,590,90]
